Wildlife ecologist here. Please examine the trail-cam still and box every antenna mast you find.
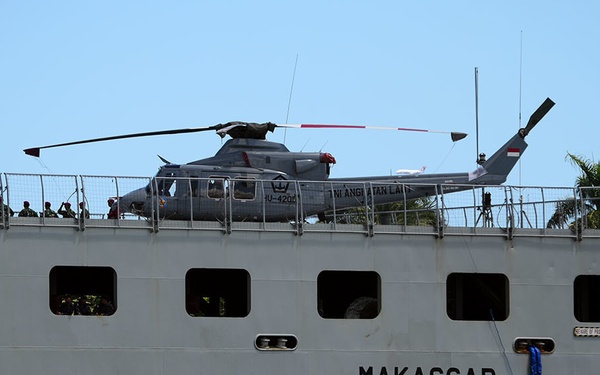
[474,67,481,165]
[518,31,523,185]
[284,54,299,144]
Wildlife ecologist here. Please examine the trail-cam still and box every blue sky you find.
[1,1,598,189]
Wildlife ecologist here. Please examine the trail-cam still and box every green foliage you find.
[547,153,600,229]
[320,196,438,226]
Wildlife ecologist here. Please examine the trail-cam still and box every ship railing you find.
[436,184,580,239]
[573,186,600,239]
[0,172,595,239]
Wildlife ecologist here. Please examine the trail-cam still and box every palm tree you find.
[547,153,600,229]
[375,197,438,226]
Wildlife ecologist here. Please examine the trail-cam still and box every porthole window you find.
[447,273,509,321]
[317,270,381,319]
[49,266,117,316]
[186,268,250,317]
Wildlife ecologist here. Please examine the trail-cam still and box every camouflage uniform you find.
[57,296,76,315]
[95,297,116,316]
[18,202,38,217]
[76,298,92,316]
[43,205,59,218]
[58,203,77,218]
[79,203,90,219]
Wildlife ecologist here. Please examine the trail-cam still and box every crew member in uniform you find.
[58,202,76,218]
[18,201,38,217]
[107,198,119,219]
[43,202,59,218]
[79,202,90,219]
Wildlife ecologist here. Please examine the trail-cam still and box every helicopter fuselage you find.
[118,134,522,223]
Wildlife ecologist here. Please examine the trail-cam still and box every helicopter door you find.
[205,176,228,220]
[174,173,203,219]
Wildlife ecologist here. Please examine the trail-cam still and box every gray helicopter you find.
[24,98,554,222]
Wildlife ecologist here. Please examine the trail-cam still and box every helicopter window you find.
[232,178,256,200]
[207,178,226,199]
[156,175,176,196]
[317,270,381,319]
[49,266,117,316]
[185,268,250,318]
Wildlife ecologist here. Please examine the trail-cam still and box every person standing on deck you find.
[107,198,119,219]
[79,202,90,219]
[43,202,58,218]
[58,202,76,218]
[18,201,38,217]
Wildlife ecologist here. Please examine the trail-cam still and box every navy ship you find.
[3,98,597,373]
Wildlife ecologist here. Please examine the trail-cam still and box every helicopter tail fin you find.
[470,133,528,184]
[470,97,555,185]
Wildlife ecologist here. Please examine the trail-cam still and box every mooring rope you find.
[529,345,542,375]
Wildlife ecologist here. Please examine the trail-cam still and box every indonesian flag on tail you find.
[507,147,520,157]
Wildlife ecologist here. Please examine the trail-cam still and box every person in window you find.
[76,296,92,316]
[57,295,76,315]
[95,296,115,316]
[18,201,38,217]
[43,201,59,218]
[58,202,76,218]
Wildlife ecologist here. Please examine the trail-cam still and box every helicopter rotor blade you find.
[276,123,467,142]
[522,97,555,137]
[24,120,467,157]
[23,125,223,157]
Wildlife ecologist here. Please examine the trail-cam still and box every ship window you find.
[574,275,600,322]
[446,273,509,321]
[49,266,117,316]
[232,178,256,200]
[186,268,250,317]
[317,270,381,319]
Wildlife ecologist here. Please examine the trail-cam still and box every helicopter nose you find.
[120,187,148,215]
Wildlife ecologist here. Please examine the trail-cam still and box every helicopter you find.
[24,98,554,222]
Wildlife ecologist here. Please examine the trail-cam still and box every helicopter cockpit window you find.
[232,178,256,200]
[156,173,176,196]
[207,178,226,199]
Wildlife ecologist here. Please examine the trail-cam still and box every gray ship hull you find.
[1,221,600,374]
